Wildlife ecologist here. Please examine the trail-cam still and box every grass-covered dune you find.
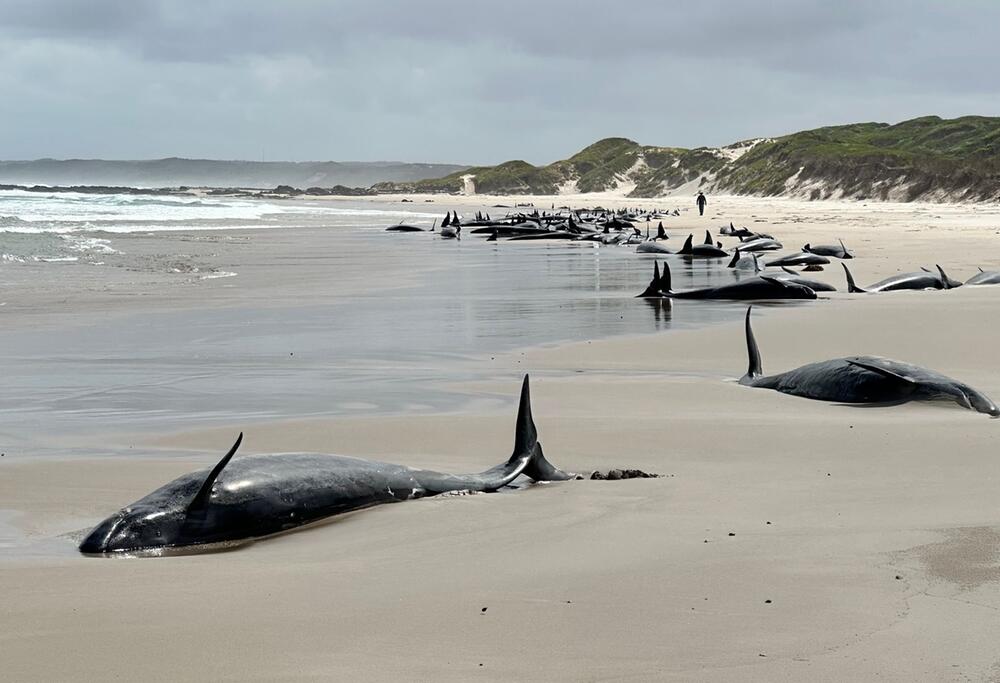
[376,116,1000,202]
[716,116,1000,201]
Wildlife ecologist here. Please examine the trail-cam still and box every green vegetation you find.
[551,138,642,192]
[716,116,1000,201]
[375,116,1000,202]
[467,160,562,194]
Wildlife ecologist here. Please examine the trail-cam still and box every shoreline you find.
[4,286,1000,680]
[3,193,1000,680]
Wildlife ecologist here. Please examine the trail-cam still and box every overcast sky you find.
[2,0,998,164]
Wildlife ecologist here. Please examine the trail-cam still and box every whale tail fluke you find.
[507,375,578,481]
[509,374,537,462]
[523,442,579,481]
[419,376,580,494]
[839,238,853,258]
[936,265,962,289]
[739,306,763,385]
[842,263,866,293]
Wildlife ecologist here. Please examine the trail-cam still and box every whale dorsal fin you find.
[187,433,243,515]
[846,360,917,385]
[681,234,693,253]
[842,263,866,293]
[659,261,673,292]
[703,230,713,245]
[727,248,740,268]
[636,261,662,298]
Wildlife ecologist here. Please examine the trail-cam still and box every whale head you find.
[79,503,188,554]
[80,434,245,554]
[926,381,1000,418]
[961,386,1000,418]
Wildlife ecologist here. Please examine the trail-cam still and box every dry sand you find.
[3,195,1000,681]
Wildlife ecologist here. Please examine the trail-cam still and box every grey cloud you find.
[0,1,998,163]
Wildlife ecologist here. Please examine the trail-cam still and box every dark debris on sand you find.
[590,469,660,480]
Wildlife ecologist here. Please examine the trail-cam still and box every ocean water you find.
[0,188,436,230]
[0,190,809,457]
[0,188,435,262]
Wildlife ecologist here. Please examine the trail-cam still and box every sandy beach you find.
[3,194,1000,681]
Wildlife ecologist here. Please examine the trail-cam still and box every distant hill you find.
[376,116,1000,202]
[0,158,469,189]
[715,116,1000,202]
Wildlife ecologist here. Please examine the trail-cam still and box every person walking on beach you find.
[696,191,707,216]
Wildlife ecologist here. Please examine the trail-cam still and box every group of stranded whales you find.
[385,209,994,299]
[75,207,1000,556]
[80,304,999,556]
[387,207,683,245]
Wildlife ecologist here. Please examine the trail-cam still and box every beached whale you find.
[966,268,1000,285]
[803,239,854,259]
[843,264,961,293]
[765,252,830,268]
[735,236,783,252]
[678,232,727,258]
[719,223,770,239]
[738,307,998,417]
[506,231,576,241]
[79,376,579,555]
[636,262,816,300]
[636,240,673,254]
[727,248,761,272]
[385,222,428,232]
[772,267,837,292]
[471,223,547,237]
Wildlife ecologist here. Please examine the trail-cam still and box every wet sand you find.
[3,195,1000,681]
